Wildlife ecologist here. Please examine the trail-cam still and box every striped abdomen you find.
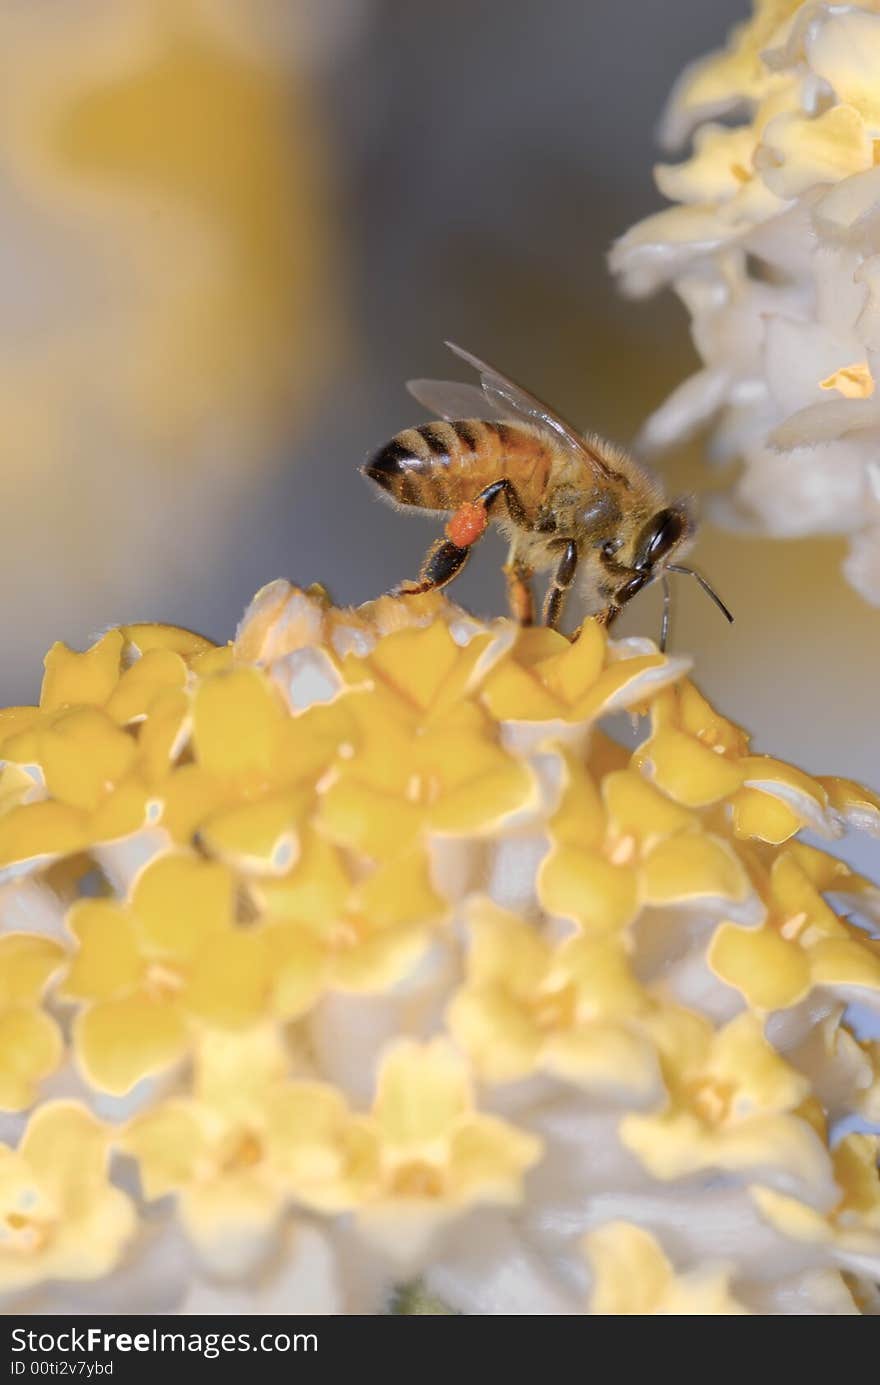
[362,419,555,518]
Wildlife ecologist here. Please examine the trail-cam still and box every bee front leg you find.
[542,539,578,631]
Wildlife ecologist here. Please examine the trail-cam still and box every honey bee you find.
[362,342,732,649]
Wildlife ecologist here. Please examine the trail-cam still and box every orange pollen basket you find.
[446,502,489,548]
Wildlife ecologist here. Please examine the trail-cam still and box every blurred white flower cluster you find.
[611,0,880,602]
[1,583,879,1315]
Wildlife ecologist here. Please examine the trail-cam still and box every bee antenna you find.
[667,565,734,626]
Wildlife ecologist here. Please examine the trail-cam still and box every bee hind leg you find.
[395,538,471,597]
[395,477,527,603]
[542,540,578,631]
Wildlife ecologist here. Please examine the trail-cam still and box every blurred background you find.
[2,0,877,873]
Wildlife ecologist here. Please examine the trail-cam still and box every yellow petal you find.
[544,1024,659,1098]
[375,1039,469,1149]
[0,1007,63,1109]
[810,937,880,992]
[158,764,233,843]
[656,122,758,202]
[532,619,606,703]
[122,1101,207,1199]
[462,899,550,993]
[447,1114,542,1205]
[185,931,270,1028]
[641,834,751,907]
[0,801,88,870]
[367,621,465,713]
[603,769,696,843]
[263,926,327,1018]
[61,900,144,1001]
[104,648,188,724]
[428,758,535,836]
[192,667,284,776]
[0,706,42,752]
[756,104,873,199]
[820,360,875,400]
[731,786,803,844]
[265,1082,353,1190]
[37,708,136,812]
[74,995,188,1094]
[447,987,542,1083]
[121,625,215,660]
[481,660,566,721]
[0,935,66,1005]
[199,793,305,875]
[639,726,744,805]
[40,630,124,711]
[584,1222,674,1315]
[131,852,234,960]
[538,844,638,933]
[137,688,191,784]
[19,1101,111,1212]
[807,9,880,130]
[709,923,811,1010]
[258,831,350,927]
[319,777,422,857]
[705,1013,810,1113]
[89,775,153,841]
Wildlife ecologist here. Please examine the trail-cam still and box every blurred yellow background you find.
[2,0,877,876]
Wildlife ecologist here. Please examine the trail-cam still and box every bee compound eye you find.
[644,509,684,565]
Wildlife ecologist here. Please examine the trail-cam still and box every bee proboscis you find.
[362,342,733,649]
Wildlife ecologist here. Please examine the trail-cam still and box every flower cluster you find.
[611,0,880,603]
[0,580,878,1314]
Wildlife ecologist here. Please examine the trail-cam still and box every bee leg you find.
[397,478,529,602]
[595,604,620,631]
[504,549,534,625]
[660,575,671,653]
[542,540,578,631]
[472,478,529,526]
[395,538,470,596]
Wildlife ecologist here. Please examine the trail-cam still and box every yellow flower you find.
[259,833,448,1007]
[751,1134,880,1273]
[538,752,753,934]
[478,619,686,734]
[341,1039,542,1264]
[583,1221,750,1315]
[620,1010,831,1192]
[448,898,658,1098]
[0,935,65,1110]
[122,1027,351,1267]
[0,582,877,1313]
[635,680,836,843]
[0,623,219,872]
[709,846,880,1012]
[317,620,537,862]
[0,1102,135,1291]
[60,849,272,1094]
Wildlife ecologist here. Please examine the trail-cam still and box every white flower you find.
[610,0,880,604]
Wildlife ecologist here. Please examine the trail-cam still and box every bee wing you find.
[406,377,508,422]
[444,341,618,483]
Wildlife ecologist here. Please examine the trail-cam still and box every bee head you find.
[632,501,694,574]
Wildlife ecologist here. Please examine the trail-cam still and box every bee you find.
[362,342,732,649]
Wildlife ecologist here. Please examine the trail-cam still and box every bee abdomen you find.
[363,422,462,508]
[362,418,543,512]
